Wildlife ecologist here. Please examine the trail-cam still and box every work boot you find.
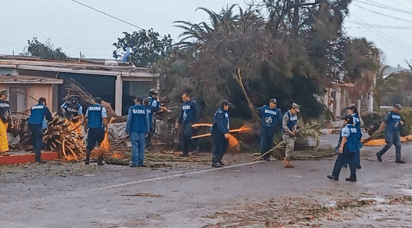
[211,162,221,168]
[218,161,225,166]
[264,156,271,162]
[97,155,104,166]
[376,152,382,162]
[345,177,357,182]
[395,151,405,164]
[284,158,294,168]
[85,150,91,165]
[190,146,200,155]
[327,175,338,181]
[395,159,406,164]
[35,152,46,164]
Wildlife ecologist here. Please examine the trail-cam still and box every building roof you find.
[0,55,157,78]
[0,75,63,84]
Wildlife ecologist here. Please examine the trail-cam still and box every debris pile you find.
[43,116,86,160]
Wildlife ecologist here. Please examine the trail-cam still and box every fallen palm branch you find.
[254,123,322,161]
[361,130,383,144]
[233,68,260,123]
[192,123,213,128]
[191,125,252,139]
[43,115,86,161]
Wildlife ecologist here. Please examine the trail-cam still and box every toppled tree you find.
[156,1,379,123]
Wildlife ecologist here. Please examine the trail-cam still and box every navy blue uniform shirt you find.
[148,97,160,113]
[144,104,153,128]
[212,108,229,134]
[28,103,52,125]
[178,100,199,125]
[258,105,282,128]
[340,124,363,153]
[384,111,402,133]
[126,104,150,134]
[85,104,107,129]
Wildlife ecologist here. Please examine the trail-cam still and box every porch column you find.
[368,92,374,112]
[115,74,123,116]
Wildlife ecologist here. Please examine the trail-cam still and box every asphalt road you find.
[1,134,412,228]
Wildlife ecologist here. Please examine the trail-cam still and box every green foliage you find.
[157,2,378,123]
[113,29,173,67]
[24,37,68,61]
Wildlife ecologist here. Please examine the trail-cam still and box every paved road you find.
[1,135,412,227]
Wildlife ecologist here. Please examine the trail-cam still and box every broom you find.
[99,117,116,156]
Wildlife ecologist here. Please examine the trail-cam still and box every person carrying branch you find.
[84,97,108,165]
[376,104,405,164]
[211,100,231,168]
[28,98,53,163]
[282,103,300,168]
[0,89,11,153]
[327,115,361,182]
[257,98,282,161]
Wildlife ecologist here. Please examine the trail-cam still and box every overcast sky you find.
[1,0,411,68]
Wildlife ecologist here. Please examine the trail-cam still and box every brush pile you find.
[43,116,86,160]
[254,123,322,160]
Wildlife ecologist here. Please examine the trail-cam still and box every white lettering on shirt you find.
[182,105,191,110]
[132,109,146,114]
[32,105,44,110]
[290,116,297,121]
[264,109,277,115]
[88,107,101,111]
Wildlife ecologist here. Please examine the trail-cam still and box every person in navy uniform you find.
[61,96,83,120]
[282,103,300,168]
[327,115,362,182]
[84,97,108,165]
[60,96,84,135]
[126,97,150,167]
[28,98,53,163]
[147,89,170,148]
[257,98,282,161]
[211,100,231,168]
[376,104,405,163]
[175,92,200,156]
[342,106,363,169]
[143,98,153,149]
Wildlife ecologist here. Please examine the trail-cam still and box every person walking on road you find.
[127,97,150,167]
[327,115,362,182]
[257,98,282,161]
[28,98,53,163]
[175,92,200,156]
[84,97,108,165]
[376,104,406,163]
[211,100,231,168]
[282,103,300,168]
[0,89,11,153]
[342,106,363,169]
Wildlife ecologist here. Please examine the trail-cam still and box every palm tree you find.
[173,4,243,48]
